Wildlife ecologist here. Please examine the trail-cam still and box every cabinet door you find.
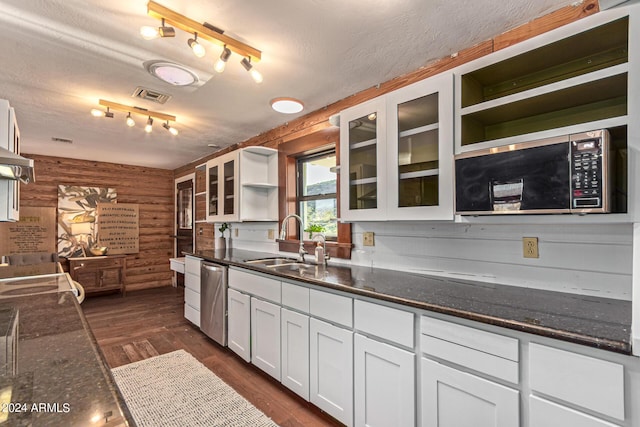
[251,297,281,380]
[281,308,310,401]
[227,288,250,362]
[354,334,415,427]
[219,151,239,222]
[386,73,454,220]
[205,158,219,222]
[421,357,519,427]
[310,318,353,426]
[340,97,387,221]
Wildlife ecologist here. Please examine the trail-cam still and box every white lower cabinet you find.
[310,317,354,427]
[184,256,202,327]
[227,288,250,362]
[281,308,310,401]
[530,395,621,427]
[421,357,519,427]
[354,333,415,427]
[251,297,281,380]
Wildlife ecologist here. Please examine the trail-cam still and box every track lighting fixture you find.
[187,33,206,58]
[140,18,175,40]
[241,57,263,84]
[90,99,177,137]
[163,121,179,136]
[214,46,231,73]
[91,107,113,118]
[143,1,262,81]
[145,117,153,133]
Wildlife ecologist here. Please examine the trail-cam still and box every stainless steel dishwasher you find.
[200,262,227,346]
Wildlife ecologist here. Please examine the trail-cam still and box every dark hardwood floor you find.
[82,286,343,427]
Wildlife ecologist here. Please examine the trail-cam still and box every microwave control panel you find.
[570,134,608,211]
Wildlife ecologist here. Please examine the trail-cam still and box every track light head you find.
[126,113,135,127]
[145,117,153,133]
[163,121,179,136]
[214,46,232,73]
[140,18,175,39]
[187,33,206,58]
[104,108,114,118]
[241,57,263,83]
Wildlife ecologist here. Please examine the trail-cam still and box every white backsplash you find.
[217,220,632,301]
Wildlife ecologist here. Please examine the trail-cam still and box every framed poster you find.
[96,203,139,254]
[57,185,116,258]
[0,207,56,255]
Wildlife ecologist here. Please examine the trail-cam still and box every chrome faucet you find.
[279,214,307,262]
[311,233,330,266]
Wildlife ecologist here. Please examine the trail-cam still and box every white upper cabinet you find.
[0,99,21,222]
[386,74,454,220]
[206,146,278,222]
[340,73,454,221]
[340,96,387,221]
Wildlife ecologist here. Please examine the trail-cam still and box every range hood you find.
[0,147,34,183]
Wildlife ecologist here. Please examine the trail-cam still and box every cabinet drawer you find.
[421,316,519,384]
[184,287,200,310]
[282,282,309,313]
[530,395,620,427]
[309,289,352,328]
[185,272,200,293]
[170,257,185,274]
[184,303,200,327]
[529,343,624,421]
[229,269,281,304]
[71,257,124,270]
[184,256,202,276]
[354,300,413,348]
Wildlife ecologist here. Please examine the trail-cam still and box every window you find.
[297,150,337,239]
[278,128,352,259]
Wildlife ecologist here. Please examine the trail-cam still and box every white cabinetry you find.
[529,343,624,426]
[339,73,454,221]
[206,146,278,223]
[421,357,519,427]
[420,315,520,427]
[251,296,281,380]
[281,307,310,400]
[183,255,202,327]
[227,288,250,362]
[0,99,21,222]
[354,334,414,427]
[310,317,353,427]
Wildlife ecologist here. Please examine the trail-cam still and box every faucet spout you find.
[280,214,307,262]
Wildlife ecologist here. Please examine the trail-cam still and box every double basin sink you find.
[244,257,318,272]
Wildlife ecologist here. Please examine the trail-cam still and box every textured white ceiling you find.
[0,0,574,169]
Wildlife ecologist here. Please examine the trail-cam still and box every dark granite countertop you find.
[191,249,632,355]
[0,291,133,426]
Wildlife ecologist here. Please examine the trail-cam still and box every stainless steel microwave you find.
[454,129,611,215]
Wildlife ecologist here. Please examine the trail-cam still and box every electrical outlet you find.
[523,237,539,258]
[363,232,375,247]
[268,229,274,240]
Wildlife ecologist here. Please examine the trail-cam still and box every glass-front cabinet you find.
[206,151,239,222]
[386,73,454,220]
[339,73,454,221]
[340,97,387,221]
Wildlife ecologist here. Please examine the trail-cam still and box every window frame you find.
[278,127,352,259]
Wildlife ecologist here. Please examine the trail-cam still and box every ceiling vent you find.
[132,87,172,104]
[51,137,73,144]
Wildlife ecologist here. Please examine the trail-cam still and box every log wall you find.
[19,154,174,291]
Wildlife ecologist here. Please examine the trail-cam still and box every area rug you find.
[111,349,280,427]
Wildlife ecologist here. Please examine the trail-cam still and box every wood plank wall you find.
[174,0,599,180]
[19,154,174,291]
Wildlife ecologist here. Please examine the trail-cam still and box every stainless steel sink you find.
[267,263,315,271]
[244,257,299,266]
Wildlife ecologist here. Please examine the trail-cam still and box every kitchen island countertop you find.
[190,248,632,355]
[0,270,133,426]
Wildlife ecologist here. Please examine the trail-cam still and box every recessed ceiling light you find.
[145,61,199,86]
[270,97,304,114]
